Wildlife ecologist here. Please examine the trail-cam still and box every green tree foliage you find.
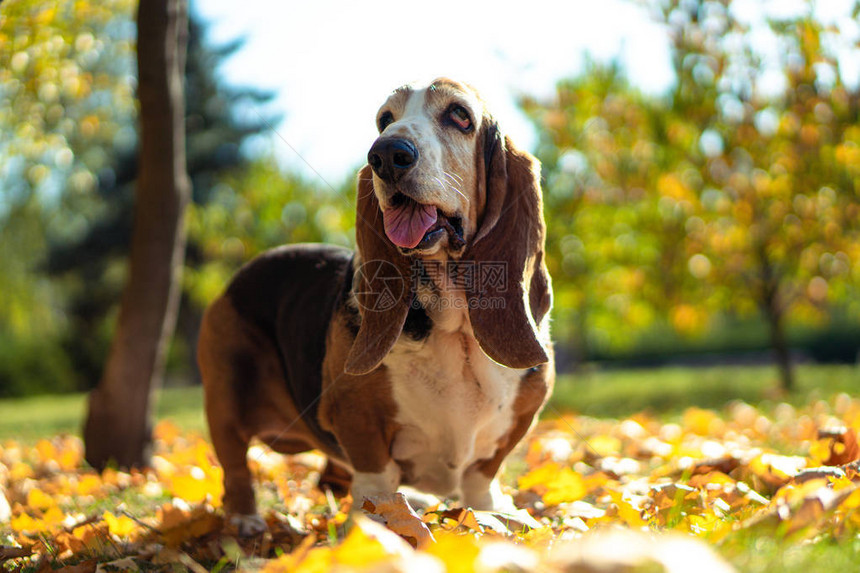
[185,155,356,308]
[0,2,347,395]
[524,63,700,359]
[41,13,281,386]
[528,0,860,387]
[0,0,136,395]
[3,0,857,397]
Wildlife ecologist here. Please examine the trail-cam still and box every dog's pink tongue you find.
[383,201,438,249]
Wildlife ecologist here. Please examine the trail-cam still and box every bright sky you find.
[192,0,674,181]
[192,0,859,182]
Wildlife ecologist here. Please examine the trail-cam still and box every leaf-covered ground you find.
[2,393,860,572]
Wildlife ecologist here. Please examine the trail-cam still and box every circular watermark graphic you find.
[353,259,406,312]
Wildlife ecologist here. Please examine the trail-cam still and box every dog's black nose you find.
[367,138,418,183]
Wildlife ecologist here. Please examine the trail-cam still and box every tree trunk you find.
[84,0,190,470]
[765,301,795,393]
[569,294,590,371]
[756,243,795,393]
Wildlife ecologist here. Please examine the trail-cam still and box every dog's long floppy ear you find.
[465,121,552,369]
[344,165,414,375]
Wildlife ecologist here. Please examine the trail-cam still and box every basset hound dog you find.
[198,78,554,535]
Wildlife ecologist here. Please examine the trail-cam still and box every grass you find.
[720,531,860,573]
[0,363,856,442]
[545,363,860,573]
[0,385,206,442]
[549,363,859,419]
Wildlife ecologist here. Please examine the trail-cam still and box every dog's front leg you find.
[461,468,515,513]
[350,459,401,512]
[320,354,406,516]
[459,407,544,513]
[324,404,401,516]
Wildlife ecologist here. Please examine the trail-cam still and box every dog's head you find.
[346,78,552,375]
[366,78,486,256]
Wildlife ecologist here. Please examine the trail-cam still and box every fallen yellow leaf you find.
[103,510,138,538]
[424,531,481,573]
[26,487,56,511]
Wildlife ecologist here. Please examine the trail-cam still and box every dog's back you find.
[224,243,353,437]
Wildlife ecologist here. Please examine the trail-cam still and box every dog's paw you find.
[228,513,268,537]
[398,486,441,511]
[487,490,518,514]
[469,491,517,514]
[462,476,517,513]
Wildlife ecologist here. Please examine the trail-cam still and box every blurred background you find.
[0,0,858,401]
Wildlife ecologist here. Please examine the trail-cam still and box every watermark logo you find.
[353,260,406,312]
[354,260,508,312]
[411,261,508,293]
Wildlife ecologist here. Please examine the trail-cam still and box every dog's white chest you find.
[382,309,521,497]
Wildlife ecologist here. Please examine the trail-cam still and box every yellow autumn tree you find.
[527,0,860,389]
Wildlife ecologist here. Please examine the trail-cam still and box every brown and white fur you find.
[198,78,554,535]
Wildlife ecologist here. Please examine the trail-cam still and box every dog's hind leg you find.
[198,297,267,536]
[209,423,267,536]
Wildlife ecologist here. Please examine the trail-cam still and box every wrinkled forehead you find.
[377,78,483,122]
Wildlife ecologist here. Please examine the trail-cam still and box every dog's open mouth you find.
[383,193,464,251]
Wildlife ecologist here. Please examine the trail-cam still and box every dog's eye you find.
[378,111,394,132]
[448,105,472,131]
